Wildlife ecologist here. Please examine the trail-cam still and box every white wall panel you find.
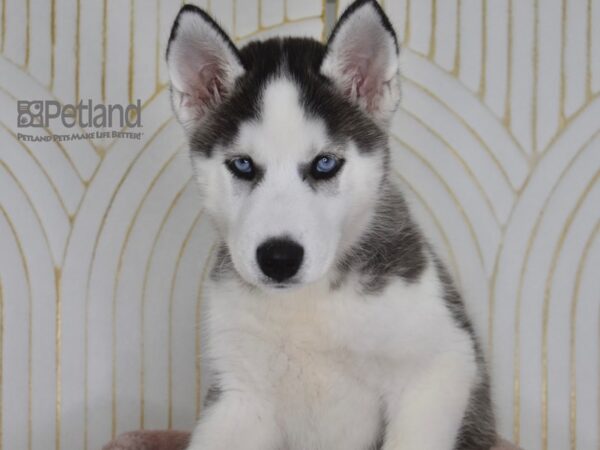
[0,1,598,449]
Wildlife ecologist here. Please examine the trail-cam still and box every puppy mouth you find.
[267,281,298,289]
[259,277,301,290]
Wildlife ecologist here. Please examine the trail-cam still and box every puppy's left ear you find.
[166,5,244,134]
[321,0,400,127]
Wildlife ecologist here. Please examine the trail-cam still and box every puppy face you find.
[166,1,400,289]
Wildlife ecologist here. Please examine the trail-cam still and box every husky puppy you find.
[165,1,496,449]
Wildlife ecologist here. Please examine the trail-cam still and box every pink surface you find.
[103,430,190,450]
[103,430,521,450]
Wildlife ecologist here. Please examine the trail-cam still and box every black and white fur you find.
[166,1,496,449]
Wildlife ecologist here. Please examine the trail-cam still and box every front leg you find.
[382,351,477,450]
[186,392,281,450]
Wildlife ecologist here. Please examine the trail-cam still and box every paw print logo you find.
[17,101,44,127]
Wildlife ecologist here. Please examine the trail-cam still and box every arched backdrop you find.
[0,1,598,450]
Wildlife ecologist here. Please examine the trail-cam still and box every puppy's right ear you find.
[166,5,244,133]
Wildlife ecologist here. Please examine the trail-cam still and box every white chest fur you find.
[199,264,475,450]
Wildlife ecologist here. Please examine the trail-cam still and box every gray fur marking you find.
[209,243,236,282]
[432,254,497,450]
[335,180,427,294]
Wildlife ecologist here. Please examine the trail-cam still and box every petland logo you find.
[17,99,143,142]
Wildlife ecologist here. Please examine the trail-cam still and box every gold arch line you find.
[99,0,330,105]
[397,88,507,227]
[570,220,600,450]
[69,109,172,450]
[0,206,33,450]
[0,160,63,450]
[391,133,487,270]
[162,208,208,420]
[167,204,205,428]
[195,244,217,419]
[0,123,71,238]
[509,128,600,444]
[356,0,528,156]
[104,119,179,438]
[140,178,190,429]
[541,167,600,450]
[541,93,600,156]
[108,143,186,441]
[404,74,523,192]
[0,158,57,289]
[585,0,592,100]
[0,0,5,53]
[61,86,174,292]
[488,98,600,364]
[79,117,174,443]
[392,134,493,346]
[60,55,190,450]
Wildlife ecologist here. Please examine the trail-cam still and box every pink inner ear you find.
[358,74,377,100]
[342,50,385,111]
[341,51,368,98]
[180,61,226,111]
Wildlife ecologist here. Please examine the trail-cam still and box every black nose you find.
[256,238,304,283]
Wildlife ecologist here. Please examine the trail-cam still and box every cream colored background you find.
[0,0,598,449]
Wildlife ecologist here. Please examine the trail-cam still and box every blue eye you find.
[311,154,344,180]
[227,157,255,180]
[316,156,337,172]
[233,158,252,173]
